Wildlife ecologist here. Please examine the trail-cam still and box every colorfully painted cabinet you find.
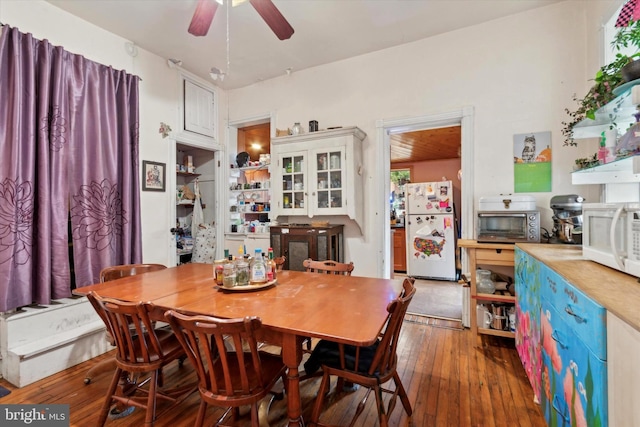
[514,247,542,404]
[539,266,607,427]
[515,248,608,427]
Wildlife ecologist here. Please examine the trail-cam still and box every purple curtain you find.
[0,26,142,312]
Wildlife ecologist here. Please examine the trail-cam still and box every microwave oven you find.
[582,203,640,278]
[477,211,540,243]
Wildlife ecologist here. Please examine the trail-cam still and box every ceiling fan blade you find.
[188,0,219,37]
[249,0,294,40]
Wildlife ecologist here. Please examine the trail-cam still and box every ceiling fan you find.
[188,0,294,40]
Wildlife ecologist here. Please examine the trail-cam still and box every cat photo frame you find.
[513,131,552,193]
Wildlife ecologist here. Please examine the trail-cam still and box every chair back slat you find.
[100,263,166,283]
[303,259,354,275]
[274,256,286,271]
[165,311,265,398]
[87,293,166,368]
[367,278,415,376]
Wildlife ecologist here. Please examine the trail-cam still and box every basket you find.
[311,221,330,227]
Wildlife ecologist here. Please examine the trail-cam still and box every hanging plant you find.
[562,57,626,146]
[562,19,640,146]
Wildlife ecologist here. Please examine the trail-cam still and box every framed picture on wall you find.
[142,160,166,192]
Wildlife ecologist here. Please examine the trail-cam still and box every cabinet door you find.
[540,265,606,360]
[310,147,346,216]
[608,311,640,427]
[184,80,215,138]
[282,234,312,271]
[514,248,543,403]
[540,301,607,427]
[393,228,406,272]
[278,151,308,216]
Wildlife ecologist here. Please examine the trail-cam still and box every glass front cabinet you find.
[271,127,366,230]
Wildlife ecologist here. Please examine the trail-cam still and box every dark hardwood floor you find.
[0,317,545,426]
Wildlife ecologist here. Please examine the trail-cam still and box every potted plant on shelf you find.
[612,19,640,82]
[561,57,626,146]
[562,19,640,146]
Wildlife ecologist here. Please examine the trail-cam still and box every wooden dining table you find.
[74,263,402,427]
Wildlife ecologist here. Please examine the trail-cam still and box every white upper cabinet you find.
[271,127,366,232]
[184,79,215,138]
[175,71,220,149]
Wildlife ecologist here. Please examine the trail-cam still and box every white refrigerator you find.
[405,181,456,281]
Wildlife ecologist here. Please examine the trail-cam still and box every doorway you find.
[376,106,475,326]
[390,126,462,275]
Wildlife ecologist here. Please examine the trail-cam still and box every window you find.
[390,169,410,221]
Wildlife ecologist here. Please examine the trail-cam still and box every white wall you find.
[227,1,621,276]
[2,0,622,277]
[1,0,227,267]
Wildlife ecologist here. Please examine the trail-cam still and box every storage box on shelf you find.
[458,239,515,344]
[270,127,366,232]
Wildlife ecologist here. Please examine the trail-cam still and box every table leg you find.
[282,334,304,427]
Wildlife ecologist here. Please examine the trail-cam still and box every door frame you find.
[226,112,276,255]
[375,106,475,279]
[168,140,222,266]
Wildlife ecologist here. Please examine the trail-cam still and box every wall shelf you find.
[572,155,640,184]
[571,86,640,140]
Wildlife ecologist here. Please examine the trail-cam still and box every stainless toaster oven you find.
[477,211,540,243]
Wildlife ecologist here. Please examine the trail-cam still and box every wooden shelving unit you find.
[458,239,515,344]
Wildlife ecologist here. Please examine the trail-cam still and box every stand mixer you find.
[550,194,584,244]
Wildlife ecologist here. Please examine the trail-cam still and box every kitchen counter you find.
[517,243,640,333]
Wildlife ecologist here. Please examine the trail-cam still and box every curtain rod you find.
[0,23,143,81]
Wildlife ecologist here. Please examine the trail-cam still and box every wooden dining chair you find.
[86,292,194,426]
[302,259,354,275]
[84,264,167,385]
[306,278,416,427]
[164,310,288,427]
[274,256,286,271]
[300,258,354,353]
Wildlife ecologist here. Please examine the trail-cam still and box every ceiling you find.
[45,0,562,91]
[390,125,461,164]
[42,0,559,163]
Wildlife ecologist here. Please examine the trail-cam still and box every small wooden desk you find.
[75,264,402,427]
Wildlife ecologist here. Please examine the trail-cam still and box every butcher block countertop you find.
[517,243,640,333]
